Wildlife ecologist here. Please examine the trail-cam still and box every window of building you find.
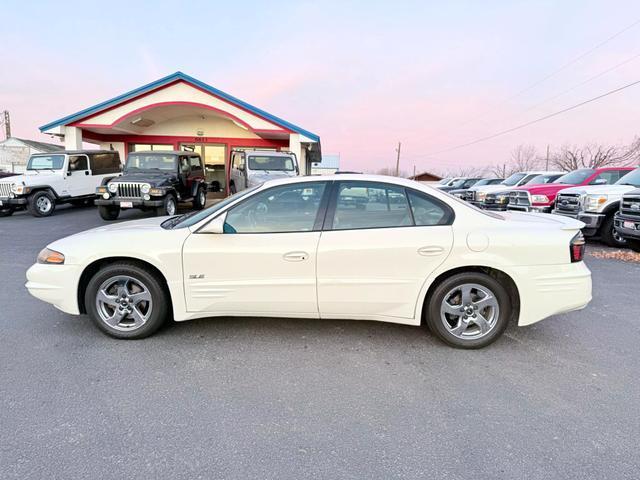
[128,144,173,152]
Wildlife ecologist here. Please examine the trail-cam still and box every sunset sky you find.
[2,0,640,174]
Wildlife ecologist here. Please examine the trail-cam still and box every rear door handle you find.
[283,251,309,262]
[418,246,445,256]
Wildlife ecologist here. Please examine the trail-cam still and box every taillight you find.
[570,232,585,262]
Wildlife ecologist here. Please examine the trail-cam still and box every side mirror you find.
[237,164,245,172]
[67,171,72,176]
[198,212,227,234]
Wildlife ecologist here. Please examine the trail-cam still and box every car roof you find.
[255,174,438,189]
[129,150,199,156]
[31,150,117,155]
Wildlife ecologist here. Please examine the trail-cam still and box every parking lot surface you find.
[1,205,639,479]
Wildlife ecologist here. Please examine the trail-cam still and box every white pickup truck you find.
[552,167,640,247]
[229,149,299,193]
[0,150,121,217]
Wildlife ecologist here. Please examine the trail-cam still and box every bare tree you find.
[550,139,640,170]
[510,144,540,171]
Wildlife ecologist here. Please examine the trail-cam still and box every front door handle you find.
[418,246,445,256]
[283,251,309,262]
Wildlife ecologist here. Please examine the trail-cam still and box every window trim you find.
[222,181,333,235]
[323,180,455,231]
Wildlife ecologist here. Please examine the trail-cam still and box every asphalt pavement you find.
[1,204,638,479]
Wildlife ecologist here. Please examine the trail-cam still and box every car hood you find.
[513,184,572,195]
[557,184,636,196]
[249,171,297,183]
[113,172,176,186]
[0,172,59,186]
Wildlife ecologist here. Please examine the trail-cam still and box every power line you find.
[419,78,640,158]
[454,18,640,129]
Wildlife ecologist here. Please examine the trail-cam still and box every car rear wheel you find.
[426,272,512,349]
[192,186,206,210]
[85,262,169,339]
[156,194,177,217]
[99,205,120,221]
[28,190,56,217]
[601,215,627,248]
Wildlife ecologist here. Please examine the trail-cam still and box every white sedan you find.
[26,174,592,349]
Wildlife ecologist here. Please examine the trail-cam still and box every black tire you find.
[425,272,512,349]
[627,239,640,252]
[84,262,170,339]
[27,190,56,217]
[229,183,237,194]
[0,206,14,217]
[192,185,207,210]
[601,215,627,248]
[99,205,120,221]
[156,194,177,217]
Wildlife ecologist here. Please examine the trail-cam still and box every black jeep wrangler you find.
[95,151,208,221]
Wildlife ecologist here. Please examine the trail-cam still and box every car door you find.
[66,154,95,197]
[317,181,454,320]
[182,181,330,316]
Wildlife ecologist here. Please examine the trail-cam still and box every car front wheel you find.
[192,186,206,210]
[156,194,177,217]
[28,190,56,217]
[601,215,627,247]
[85,262,169,339]
[426,272,512,349]
[99,205,120,221]
[0,206,14,217]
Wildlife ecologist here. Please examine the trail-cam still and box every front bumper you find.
[509,261,592,327]
[0,196,27,207]
[552,210,604,236]
[25,263,81,315]
[482,203,509,211]
[95,197,164,208]
[614,213,640,240]
[507,205,552,213]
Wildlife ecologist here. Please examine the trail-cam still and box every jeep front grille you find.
[621,195,640,219]
[116,182,142,198]
[0,183,12,198]
[508,191,531,208]
[555,193,581,213]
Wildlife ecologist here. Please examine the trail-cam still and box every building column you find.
[64,126,83,150]
[288,133,304,175]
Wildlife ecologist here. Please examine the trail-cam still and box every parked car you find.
[553,167,640,247]
[464,171,563,208]
[507,167,634,213]
[0,151,121,217]
[449,178,503,198]
[437,177,483,192]
[95,151,207,221]
[26,174,592,349]
[229,149,299,194]
[614,188,640,252]
[480,172,564,211]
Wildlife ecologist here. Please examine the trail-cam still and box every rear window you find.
[90,152,121,175]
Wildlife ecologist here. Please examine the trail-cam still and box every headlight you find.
[477,192,487,201]
[496,194,508,203]
[96,186,108,194]
[11,184,30,195]
[108,183,118,193]
[531,195,550,204]
[37,248,65,265]
[584,194,608,211]
[140,183,151,194]
[149,187,164,196]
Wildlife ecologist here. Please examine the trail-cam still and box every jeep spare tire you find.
[156,194,177,217]
[28,191,56,217]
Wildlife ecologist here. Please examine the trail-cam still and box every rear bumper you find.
[614,213,640,240]
[25,263,81,315]
[95,198,164,208]
[509,262,592,327]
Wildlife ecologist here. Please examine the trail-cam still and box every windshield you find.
[526,173,562,184]
[248,155,295,171]
[126,153,177,172]
[615,168,640,186]
[27,154,65,170]
[168,185,261,229]
[553,169,594,184]
[501,173,527,186]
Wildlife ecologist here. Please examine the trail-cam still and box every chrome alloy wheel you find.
[612,228,627,245]
[166,198,176,216]
[36,196,52,213]
[440,283,500,340]
[199,190,206,205]
[95,275,153,331]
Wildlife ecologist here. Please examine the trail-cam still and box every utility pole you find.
[395,141,401,176]
[0,110,10,140]
[413,164,416,179]
[545,144,550,170]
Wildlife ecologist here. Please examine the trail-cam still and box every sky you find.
[2,0,640,174]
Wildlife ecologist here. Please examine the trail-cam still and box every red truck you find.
[506,167,635,213]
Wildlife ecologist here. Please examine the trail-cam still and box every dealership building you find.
[40,72,321,191]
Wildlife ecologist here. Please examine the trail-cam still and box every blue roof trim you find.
[39,71,320,142]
